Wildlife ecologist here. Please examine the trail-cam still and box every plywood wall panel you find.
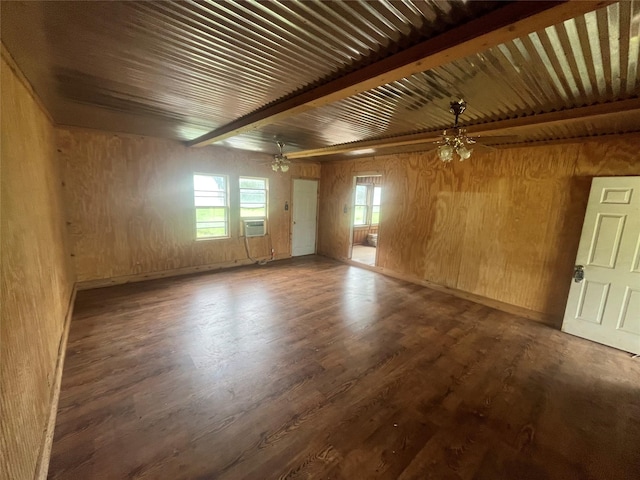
[318,135,640,319]
[58,128,320,283]
[575,136,640,176]
[454,147,582,315]
[317,164,354,261]
[1,52,75,480]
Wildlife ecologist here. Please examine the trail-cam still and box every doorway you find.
[349,175,382,266]
[291,179,318,256]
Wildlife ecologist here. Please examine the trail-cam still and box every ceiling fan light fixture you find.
[437,144,454,162]
[436,99,475,163]
[271,141,290,173]
[457,145,472,160]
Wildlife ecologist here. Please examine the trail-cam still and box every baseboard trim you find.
[337,256,559,328]
[76,256,292,291]
[34,284,77,480]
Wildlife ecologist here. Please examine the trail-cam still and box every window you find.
[372,186,382,224]
[193,174,229,239]
[353,184,382,226]
[239,177,267,219]
[354,184,368,226]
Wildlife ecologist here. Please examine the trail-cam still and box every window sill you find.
[195,236,231,242]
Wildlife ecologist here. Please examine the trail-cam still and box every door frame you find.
[348,172,384,266]
[290,177,319,257]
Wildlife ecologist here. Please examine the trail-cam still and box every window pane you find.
[196,207,226,222]
[194,174,225,192]
[194,174,228,239]
[196,221,227,229]
[240,206,266,218]
[372,206,380,224]
[373,187,382,206]
[239,176,267,220]
[240,191,266,204]
[239,178,266,189]
[194,190,226,197]
[196,226,227,238]
[355,185,368,205]
[195,195,226,207]
[193,196,227,207]
[354,206,367,225]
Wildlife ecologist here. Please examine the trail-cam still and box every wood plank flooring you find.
[351,245,376,266]
[48,256,640,479]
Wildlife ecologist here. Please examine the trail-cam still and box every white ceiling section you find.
[2,1,638,158]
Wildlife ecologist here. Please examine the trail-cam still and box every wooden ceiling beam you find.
[188,0,611,148]
[286,98,640,159]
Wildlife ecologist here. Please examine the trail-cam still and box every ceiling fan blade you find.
[469,135,520,142]
[472,143,498,151]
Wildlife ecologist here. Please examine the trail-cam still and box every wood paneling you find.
[1,49,75,480]
[58,127,320,284]
[49,257,640,479]
[318,134,640,320]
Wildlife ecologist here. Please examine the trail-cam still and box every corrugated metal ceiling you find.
[223,0,640,152]
[0,0,498,142]
[1,1,638,156]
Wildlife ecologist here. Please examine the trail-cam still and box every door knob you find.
[573,265,585,283]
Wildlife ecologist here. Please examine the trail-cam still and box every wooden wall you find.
[1,50,75,479]
[58,128,320,286]
[318,135,640,321]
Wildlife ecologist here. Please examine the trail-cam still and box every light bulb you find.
[437,144,454,162]
[281,163,289,172]
[457,145,472,160]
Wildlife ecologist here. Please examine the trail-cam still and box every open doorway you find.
[349,175,382,266]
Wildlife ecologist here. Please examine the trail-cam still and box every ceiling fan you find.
[271,141,290,172]
[435,99,517,162]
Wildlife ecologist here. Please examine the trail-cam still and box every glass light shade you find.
[437,144,454,162]
[457,145,472,160]
[272,163,279,172]
[280,163,289,172]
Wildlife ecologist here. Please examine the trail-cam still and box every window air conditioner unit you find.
[244,220,266,237]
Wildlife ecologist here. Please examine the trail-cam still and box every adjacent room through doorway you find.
[350,175,382,266]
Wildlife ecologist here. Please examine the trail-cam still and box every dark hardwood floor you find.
[49,256,640,479]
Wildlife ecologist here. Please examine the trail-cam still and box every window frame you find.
[193,173,230,240]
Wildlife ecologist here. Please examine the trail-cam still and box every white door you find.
[292,179,318,256]
[562,176,640,354]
